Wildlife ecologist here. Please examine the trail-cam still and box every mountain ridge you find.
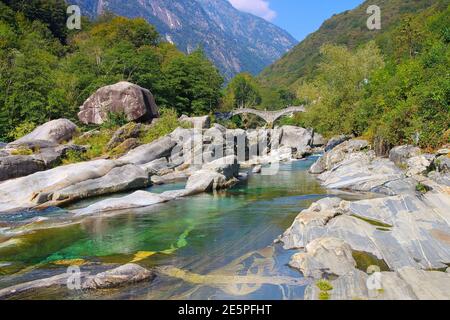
[70,0,297,80]
[258,0,439,88]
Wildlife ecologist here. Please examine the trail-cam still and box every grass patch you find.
[318,291,331,300]
[351,214,392,228]
[415,183,431,194]
[10,147,33,156]
[316,279,333,291]
[352,251,390,273]
[140,109,188,144]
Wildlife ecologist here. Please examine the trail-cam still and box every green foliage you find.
[318,291,331,301]
[62,149,88,165]
[7,120,36,140]
[258,0,438,88]
[297,41,385,137]
[101,112,129,130]
[0,8,223,141]
[416,183,431,194]
[159,49,223,115]
[72,130,113,161]
[223,73,261,110]
[10,147,33,156]
[140,109,182,144]
[316,279,334,292]
[291,3,450,149]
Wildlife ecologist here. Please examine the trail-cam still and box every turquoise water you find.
[0,157,333,300]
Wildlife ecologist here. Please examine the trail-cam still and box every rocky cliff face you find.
[70,0,297,80]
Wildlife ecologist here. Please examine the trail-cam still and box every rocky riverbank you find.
[279,138,450,300]
[0,118,320,215]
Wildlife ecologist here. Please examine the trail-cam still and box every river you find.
[0,156,358,300]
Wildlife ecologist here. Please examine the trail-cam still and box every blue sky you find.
[229,0,366,41]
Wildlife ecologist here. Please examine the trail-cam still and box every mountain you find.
[258,0,439,88]
[69,0,297,80]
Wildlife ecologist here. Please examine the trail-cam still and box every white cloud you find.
[228,0,277,21]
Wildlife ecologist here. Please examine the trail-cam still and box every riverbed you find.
[0,156,363,300]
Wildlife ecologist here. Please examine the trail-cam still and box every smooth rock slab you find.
[289,237,356,279]
[74,191,169,216]
[13,119,78,144]
[82,264,154,290]
[51,164,150,203]
[0,159,121,212]
[119,136,177,165]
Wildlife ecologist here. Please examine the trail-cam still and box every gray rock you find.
[185,170,228,193]
[13,119,78,144]
[0,142,6,149]
[106,123,142,150]
[252,165,262,174]
[0,156,46,182]
[119,136,177,165]
[74,191,169,216]
[428,171,450,187]
[280,126,313,154]
[436,149,450,156]
[436,155,450,173]
[151,170,190,185]
[0,159,121,212]
[312,132,327,147]
[0,144,86,182]
[389,145,421,167]
[180,115,211,129]
[140,158,172,176]
[304,269,369,300]
[51,164,150,204]
[289,237,357,279]
[202,155,239,180]
[325,135,351,152]
[406,154,435,177]
[82,264,154,290]
[281,192,450,271]
[0,272,82,299]
[395,267,450,300]
[78,81,159,125]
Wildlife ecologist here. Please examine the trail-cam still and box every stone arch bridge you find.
[227,106,306,128]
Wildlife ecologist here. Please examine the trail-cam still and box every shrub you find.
[101,112,129,130]
[62,149,88,165]
[318,291,331,301]
[73,129,113,160]
[140,109,183,144]
[10,147,33,156]
[7,121,36,141]
[316,279,334,292]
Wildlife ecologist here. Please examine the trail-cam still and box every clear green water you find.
[0,157,338,300]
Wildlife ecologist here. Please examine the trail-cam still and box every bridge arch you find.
[230,106,306,128]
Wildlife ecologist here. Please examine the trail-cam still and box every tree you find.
[223,73,262,110]
[160,49,223,115]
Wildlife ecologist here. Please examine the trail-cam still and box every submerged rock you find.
[74,191,169,216]
[82,264,154,290]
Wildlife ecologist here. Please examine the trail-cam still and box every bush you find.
[10,147,34,156]
[73,129,114,160]
[140,109,183,144]
[7,121,36,141]
[316,279,334,292]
